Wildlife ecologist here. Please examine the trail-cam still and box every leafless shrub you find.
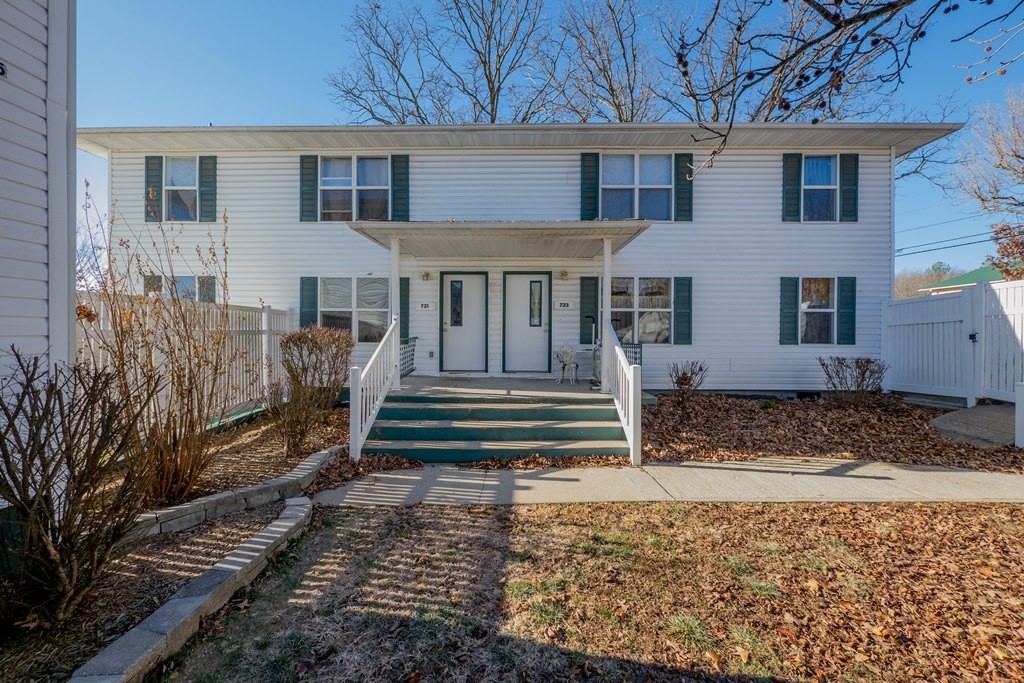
[667,360,710,406]
[268,327,355,458]
[0,350,159,625]
[77,191,252,506]
[818,356,889,405]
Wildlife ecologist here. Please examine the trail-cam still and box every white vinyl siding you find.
[1,0,75,369]
[106,146,892,390]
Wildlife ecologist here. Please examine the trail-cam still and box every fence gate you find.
[883,280,1024,405]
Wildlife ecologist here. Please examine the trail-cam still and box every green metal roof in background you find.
[922,265,1005,290]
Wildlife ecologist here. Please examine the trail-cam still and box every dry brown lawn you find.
[164,502,1024,683]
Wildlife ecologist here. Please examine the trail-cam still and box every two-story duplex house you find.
[77,122,959,393]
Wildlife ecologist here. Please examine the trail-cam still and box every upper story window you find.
[802,155,838,222]
[320,156,390,222]
[601,154,673,221]
[165,157,198,222]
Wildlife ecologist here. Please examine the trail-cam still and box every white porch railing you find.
[349,315,401,463]
[603,319,642,467]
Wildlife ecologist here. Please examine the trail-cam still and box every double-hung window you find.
[601,154,673,221]
[609,276,672,344]
[802,155,838,222]
[165,157,198,222]
[318,276,390,342]
[800,277,835,344]
[143,274,216,303]
[320,156,390,221]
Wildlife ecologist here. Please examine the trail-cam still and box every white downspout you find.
[601,237,612,392]
[390,238,401,391]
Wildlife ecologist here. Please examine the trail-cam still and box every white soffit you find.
[77,122,963,157]
[348,220,653,259]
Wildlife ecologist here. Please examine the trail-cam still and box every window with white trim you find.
[601,154,673,221]
[143,274,216,303]
[319,276,390,342]
[165,156,198,222]
[802,155,838,222]
[320,156,390,221]
[800,277,835,344]
[608,276,672,344]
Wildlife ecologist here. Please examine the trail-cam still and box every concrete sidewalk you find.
[314,457,1024,506]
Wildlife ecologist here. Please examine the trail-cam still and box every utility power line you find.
[895,236,1000,257]
[895,213,986,234]
[896,231,992,252]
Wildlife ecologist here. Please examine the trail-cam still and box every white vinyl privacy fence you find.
[884,280,1024,405]
[76,293,289,411]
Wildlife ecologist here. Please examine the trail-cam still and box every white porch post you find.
[390,238,401,390]
[601,237,612,392]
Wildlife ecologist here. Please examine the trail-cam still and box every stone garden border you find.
[124,445,343,541]
[69,496,314,683]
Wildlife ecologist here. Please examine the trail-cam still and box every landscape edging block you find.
[69,497,313,683]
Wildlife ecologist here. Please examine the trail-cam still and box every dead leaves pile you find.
[307,453,422,495]
[644,394,1024,473]
[461,454,630,470]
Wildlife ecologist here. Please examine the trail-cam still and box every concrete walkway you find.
[314,457,1024,506]
[930,403,1016,448]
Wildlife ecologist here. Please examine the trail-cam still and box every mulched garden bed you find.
[0,505,282,683]
[645,393,1024,474]
[194,407,352,498]
[161,502,1024,682]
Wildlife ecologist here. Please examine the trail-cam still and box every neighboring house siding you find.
[0,0,75,368]
[106,146,892,391]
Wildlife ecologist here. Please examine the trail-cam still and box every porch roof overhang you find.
[349,220,652,259]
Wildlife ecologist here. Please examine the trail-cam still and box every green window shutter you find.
[198,156,217,222]
[782,153,802,222]
[144,155,163,222]
[779,277,799,345]
[299,277,318,327]
[673,153,693,222]
[399,277,410,339]
[837,277,856,345]
[839,154,859,222]
[579,276,599,344]
[672,277,693,344]
[299,155,318,222]
[143,274,163,296]
[580,153,600,221]
[391,155,410,221]
[197,276,216,303]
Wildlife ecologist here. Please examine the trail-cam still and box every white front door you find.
[504,273,550,372]
[442,273,487,372]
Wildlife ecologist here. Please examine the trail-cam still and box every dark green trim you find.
[399,277,410,339]
[144,155,163,222]
[580,152,600,220]
[143,274,163,296]
[837,276,856,345]
[501,271,552,373]
[839,153,859,222]
[198,155,217,222]
[579,276,599,344]
[391,154,410,221]
[782,153,802,222]
[672,276,693,345]
[779,276,799,345]
[673,153,693,221]
[299,276,318,327]
[197,275,216,303]
[299,155,318,222]
[438,271,489,373]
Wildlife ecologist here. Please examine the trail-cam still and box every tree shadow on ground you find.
[168,505,794,683]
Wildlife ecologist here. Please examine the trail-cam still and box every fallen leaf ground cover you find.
[645,394,1024,473]
[164,502,1024,682]
[0,505,281,682]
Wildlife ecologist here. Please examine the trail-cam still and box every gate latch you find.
[969,332,979,343]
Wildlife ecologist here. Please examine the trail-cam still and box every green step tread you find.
[361,439,629,463]
[372,419,623,429]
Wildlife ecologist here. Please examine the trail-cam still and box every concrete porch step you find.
[361,439,630,463]
[369,419,626,441]
[377,402,619,421]
[385,392,613,405]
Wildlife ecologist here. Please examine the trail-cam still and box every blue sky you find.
[76,1,1021,273]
